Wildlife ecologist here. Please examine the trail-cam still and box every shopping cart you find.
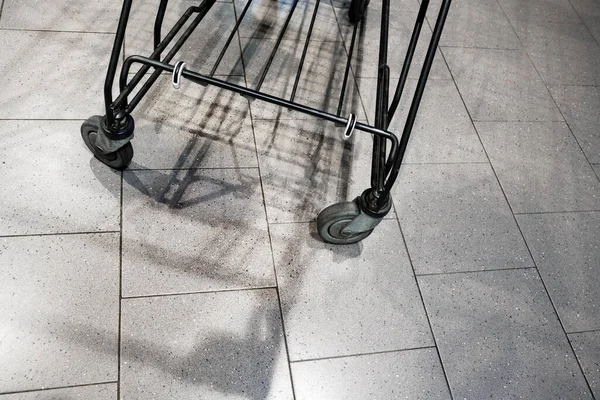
[81,0,452,244]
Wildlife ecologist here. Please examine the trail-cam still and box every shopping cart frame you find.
[81,0,452,244]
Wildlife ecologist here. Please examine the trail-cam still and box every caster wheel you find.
[317,200,373,244]
[81,115,133,170]
[349,0,371,23]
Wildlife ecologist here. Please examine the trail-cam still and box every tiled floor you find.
[1,0,599,398]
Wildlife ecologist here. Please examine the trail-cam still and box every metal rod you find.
[370,0,391,200]
[116,0,217,111]
[336,18,359,116]
[290,0,321,102]
[386,0,430,128]
[118,5,204,103]
[154,0,169,49]
[210,0,255,77]
[255,0,301,91]
[104,0,134,128]
[384,0,452,194]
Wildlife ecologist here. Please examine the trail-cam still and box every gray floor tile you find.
[270,220,434,361]
[498,0,582,23]
[238,0,339,41]
[549,85,600,164]
[0,0,121,32]
[476,121,600,213]
[253,118,378,223]
[569,330,600,399]
[242,38,365,120]
[419,269,593,400]
[291,349,451,400]
[0,30,114,119]
[121,168,274,297]
[358,78,487,163]
[513,20,600,86]
[0,384,117,400]
[125,75,258,169]
[570,0,600,43]
[595,163,600,178]
[517,212,600,332]
[0,121,120,236]
[0,234,120,393]
[394,163,532,274]
[429,0,522,49]
[335,5,451,80]
[120,290,293,399]
[442,47,563,122]
[125,0,244,76]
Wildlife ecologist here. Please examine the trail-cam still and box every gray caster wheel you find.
[317,200,373,244]
[81,115,133,170]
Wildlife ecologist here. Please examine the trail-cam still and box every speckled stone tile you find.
[394,163,532,274]
[442,48,563,122]
[358,78,487,163]
[335,4,451,80]
[242,38,365,120]
[0,121,121,236]
[512,20,600,86]
[120,290,293,399]
[0,0,121,32]
[0,383,117,400]
[517,212,600,332]
[498,0,582,23]
[476,122,600,213]
[418,269,593,400]
[0,234,119,393]
[594,164,600,178]
[430,0,522,49]
[549,85,600,164]
[570,0,600,43]
[124,75,257,169]
[121,168,274,297]
[253,119,383,223]
[125,0,244,76]
[291,349,451,400]
[0,30,114,119]
[238,0,338,41]
[569,331,600,398]
[269,220,433,361]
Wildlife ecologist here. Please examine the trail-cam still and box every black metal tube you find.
[370,0,391,201]
[384,0,452,194]
[386,0,430,128]
[336,19,359,116]
[154,0,169,49]
[209,0,255,77]
[116,0,217,111]
[104,0,134,128]
[290,0,321,102]
[118,5,203,103]
[255,0,301,91]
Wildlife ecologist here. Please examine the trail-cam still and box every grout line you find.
[289,345,438,364]
[124,166,260,172]
[122,286,279,300]
[0,27,114,35]
[0,381,119,396]
[0,231,120,239]
[566,328,600,336]
[416,266,537,278]
[568,0,600,48]
[493,2,597,396]
[117,171,124,400]
[0,118,86,121]
[439,44,520,51]
[393,214,455,400]
[514,209,600,216]
[471,119,566,123]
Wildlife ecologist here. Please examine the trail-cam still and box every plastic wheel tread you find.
[81,115,133,170]
[317,200,373,244]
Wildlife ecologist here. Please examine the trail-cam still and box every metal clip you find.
[172,61,186,89]
[342,113,357,140]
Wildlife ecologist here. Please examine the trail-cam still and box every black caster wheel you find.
[349,0,371,23]
[81,115,134,170]
[317,200,373,244]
